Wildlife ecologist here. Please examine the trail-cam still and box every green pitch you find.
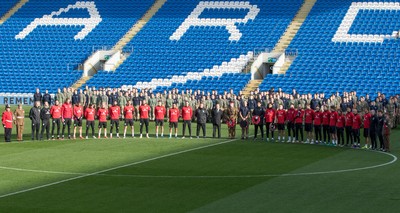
[0,115,398,212]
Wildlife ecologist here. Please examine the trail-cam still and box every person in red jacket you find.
[322,106,330,144]
[275,104,286,142]
[2,105,13,142]
[123,100,135,138]
[362,108,371,149]
[264,103,275,142]
[304,104,314,144]
[336,110,345,147]
[286,104,296,143]
[294,106,305,143]
[50,100,62,140]
[97,103,108,139]
[109,101,121,138]
[345,107,354,146]
[181,100,193,139]
[61,98,73,139]
[329,106,338,145]
[84,103,96,139]
[313,106,323,144]
[73,102,84,139]
[154,100,166,138]
[352,108,362,148]
[139,100,151,138]
[168,103,179,138]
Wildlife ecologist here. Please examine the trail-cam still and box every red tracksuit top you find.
[314,111,322,125]
[73,105,83,119]
[363,113,371,129]
[124,105,134,120]
[322,110,330,125]
[329,111,338,126]
[181,106,193,121]
[336,115,345,128]
[84,108,96,121]
[169,108,179,122]
[61,103,73,119]
[139,105,151,119]
[345,112,354,127]
[154,105,166,120]
[109,105,121,120]
[294,109,304,124]
[352,114,362,129]
[265,108,275,123]
[304,109,314,124]
[2,111,13,128]
[286,108,296,123]
[97,108,108,122]
[50,105,62,119]
[276,110,286,124]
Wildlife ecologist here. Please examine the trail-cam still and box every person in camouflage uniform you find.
[394,96,399,128]
[165,94,173,118]
[225,101,238,139]
[90,91,98,108]
[118,92,127,117]
[387,97,396,129]
[148,93,157,120]
[56,88,64,104]
[205,96,213,122]
[79,89,86,106]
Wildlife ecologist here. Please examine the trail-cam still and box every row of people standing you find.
[244,102,391,152]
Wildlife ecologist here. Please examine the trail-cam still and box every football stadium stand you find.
[0,0,153,94]
[259,0,400,98]
[1,0,400,97]
[83,0,303,94]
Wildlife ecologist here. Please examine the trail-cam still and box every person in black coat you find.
[369,110,378,150]
[29,101,41,140]
[33,88,42,103]
[72,90,80,105]
[377,110,385,151]
[195,103,209,138]
[252,101,265,140]
[247,95,256,112]
[42,90,52,105]
[40,101,51,140]
[211,103,223,138]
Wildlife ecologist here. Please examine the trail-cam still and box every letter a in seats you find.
[15,1,102,40]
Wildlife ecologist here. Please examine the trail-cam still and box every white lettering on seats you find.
[332,2,400,43]
[170,1,259,41]
[15,1,102,40]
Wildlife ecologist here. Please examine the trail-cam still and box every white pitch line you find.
[0,138,238,199]
[0,147,397,179]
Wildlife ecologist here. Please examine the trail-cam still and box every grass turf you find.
[0,114,398,212]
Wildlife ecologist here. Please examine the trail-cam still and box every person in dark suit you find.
[211,103,223,138]
[42,90,52,105]
[195,103,209,138]
[369,110,378,150]
[252,101,265,140]
[33,88,42,103]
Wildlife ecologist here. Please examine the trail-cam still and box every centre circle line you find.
[0,149,396,178]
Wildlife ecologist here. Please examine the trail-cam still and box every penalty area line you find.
[0,137,238,199]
